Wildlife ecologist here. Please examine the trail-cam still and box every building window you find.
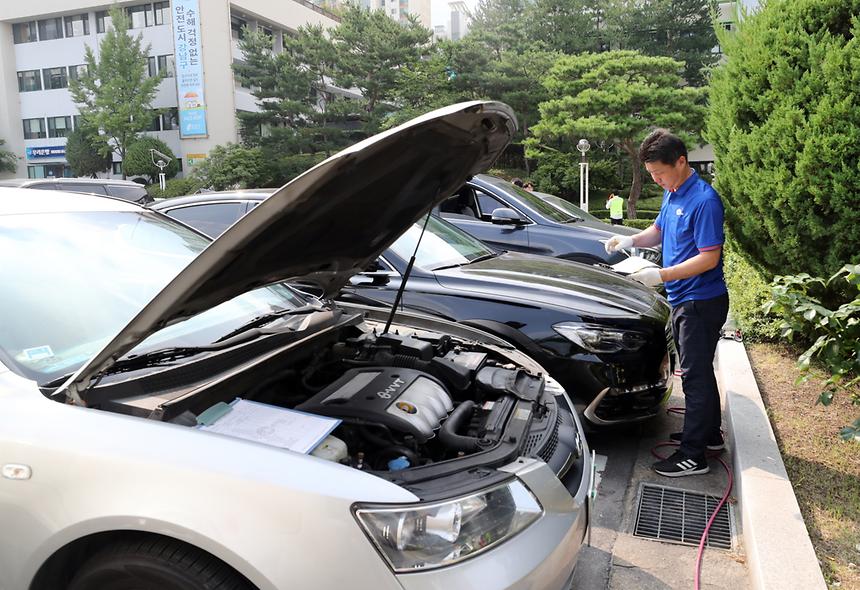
[23,118,46,140]
[231,16,247,40]
[112,161,123,175]
[161,107,179,130]
[17,70,42,92]
[147,56,158,78]
[48,116,73,138]
[96,11,112,33]
[153,1,169,26]
[68,64,89,81]
[64,14,90,37]
[37,17,64,41]
[73,115,84,129]
[158,54,175,77]
[127,4,153,28]
[142,112,161,132]
[13,21,37,44]
[43,67,68,90]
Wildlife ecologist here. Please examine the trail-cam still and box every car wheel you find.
[68,537,254,590]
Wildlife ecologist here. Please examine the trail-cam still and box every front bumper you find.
[396,390,592,590]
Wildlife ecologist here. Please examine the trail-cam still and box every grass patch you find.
[747,342,860,588]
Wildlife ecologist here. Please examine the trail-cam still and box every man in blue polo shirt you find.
[605,129,729,477]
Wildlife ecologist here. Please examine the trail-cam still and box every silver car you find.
[0,102,591,590]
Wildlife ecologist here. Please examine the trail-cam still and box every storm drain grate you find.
[633,483,733,550]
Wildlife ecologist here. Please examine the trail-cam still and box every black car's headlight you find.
[553,322,649,353]
[354,479,542,572]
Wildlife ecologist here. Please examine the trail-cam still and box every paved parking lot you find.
[571,376,750,589]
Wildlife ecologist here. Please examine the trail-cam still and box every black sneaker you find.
[669,432,725,451]
[652,451,710,477]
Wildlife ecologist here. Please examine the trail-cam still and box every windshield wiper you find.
[562,217,584,223]
[107,346,212,374]
[432,252,499,271]
[467,252,499,264]
[215,303,323,343]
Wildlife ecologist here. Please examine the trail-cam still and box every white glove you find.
[628,267,664,287]
[604,235,634,254]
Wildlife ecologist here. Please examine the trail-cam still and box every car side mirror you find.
[491,207,528,225]
[360,271,392,286]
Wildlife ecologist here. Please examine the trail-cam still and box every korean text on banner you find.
[172,0,207,137]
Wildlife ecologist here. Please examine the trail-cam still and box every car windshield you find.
[501,184,579,223]
[389,215,494,270]
[538,193,602,223]
[0,210,306,384]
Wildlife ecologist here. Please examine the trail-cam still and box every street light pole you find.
[577,138,591,211]
[149,148,173,192]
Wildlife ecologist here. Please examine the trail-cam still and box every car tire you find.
[68,536,254,590]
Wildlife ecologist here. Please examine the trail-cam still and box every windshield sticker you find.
[23,345,54,361]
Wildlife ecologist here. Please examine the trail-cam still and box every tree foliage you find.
[193,143,268,191]
[123,136,179,183]
[0,139,18,174]
[69,6,165,176]
[706,0,860,278]
[529,50,706,216]
[610,0,719,86]
[65,127,111,177]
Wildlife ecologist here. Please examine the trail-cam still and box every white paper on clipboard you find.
[610,256,659,275]
[199,399,340,454]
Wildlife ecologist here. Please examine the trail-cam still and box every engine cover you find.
[297,368,453,443]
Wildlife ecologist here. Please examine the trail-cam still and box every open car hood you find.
[61,101,516,402]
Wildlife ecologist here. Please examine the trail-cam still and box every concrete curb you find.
[716,339,827,590]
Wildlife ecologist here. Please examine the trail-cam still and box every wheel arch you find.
[30,529,261,590]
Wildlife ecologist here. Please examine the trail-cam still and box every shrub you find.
[123,136,179,182]
[706,0,860,277]
[763,264,860,440]
[65,128,111,177]
[192,143,267,190]
[723,240,782,341]
[147,177,205,199]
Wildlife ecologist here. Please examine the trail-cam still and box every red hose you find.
[653,407,734,590]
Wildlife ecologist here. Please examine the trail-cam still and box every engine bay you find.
[96,318,582,482]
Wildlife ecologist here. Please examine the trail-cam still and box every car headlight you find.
[354,479,542,572]
[553,322,648,353]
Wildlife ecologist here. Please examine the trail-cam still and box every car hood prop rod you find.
[383,211,433,334]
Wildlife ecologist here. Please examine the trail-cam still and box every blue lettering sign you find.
[26,146,66,160]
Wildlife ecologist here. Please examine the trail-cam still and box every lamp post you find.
[149,148,173,192]
[577,138,590,211]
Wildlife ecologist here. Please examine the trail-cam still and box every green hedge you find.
[147,177,206,199]
[723,239,782,341]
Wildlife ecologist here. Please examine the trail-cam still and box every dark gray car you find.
[439,175,660,265]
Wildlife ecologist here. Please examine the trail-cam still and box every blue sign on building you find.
[26,146,66,159]
[172,0,208,137]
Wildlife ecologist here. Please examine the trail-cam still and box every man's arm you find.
[631,224,662,248]
[660,248,721,281]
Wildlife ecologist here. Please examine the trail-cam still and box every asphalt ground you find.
[570,375,750,590]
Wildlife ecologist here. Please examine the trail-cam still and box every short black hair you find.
[511,177,524,187]
[639,129,688,165]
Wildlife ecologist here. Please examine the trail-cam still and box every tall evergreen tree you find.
[69,6,165,177]
[65,127,111,177]
[529,50,706,216]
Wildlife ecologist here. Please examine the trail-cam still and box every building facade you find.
[0,0,339,179]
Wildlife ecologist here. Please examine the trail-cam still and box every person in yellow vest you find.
[606,192,624,225]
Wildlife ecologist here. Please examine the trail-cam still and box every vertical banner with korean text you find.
[172,0,208,137]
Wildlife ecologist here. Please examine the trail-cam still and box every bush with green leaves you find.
[723,240,782,342]
[763,264,860,441]
[65,128,111,177]
[192,143,268,191]
[0,138,18,173]
[706,0,860,278]
[146,177,205,199]
[123,136,179,183]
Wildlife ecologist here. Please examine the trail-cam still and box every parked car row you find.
[153,192,673,426]
[1,103,600,590]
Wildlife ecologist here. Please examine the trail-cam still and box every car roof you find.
[150,189,277,209]
[0,187,141,215]
[0,177,143,187]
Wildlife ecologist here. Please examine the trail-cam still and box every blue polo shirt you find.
[654,170,727,306]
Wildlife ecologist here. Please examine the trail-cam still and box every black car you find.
[437,174,661,265]
[152,192,673,425]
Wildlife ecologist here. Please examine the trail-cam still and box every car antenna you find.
[382,210,433,334]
